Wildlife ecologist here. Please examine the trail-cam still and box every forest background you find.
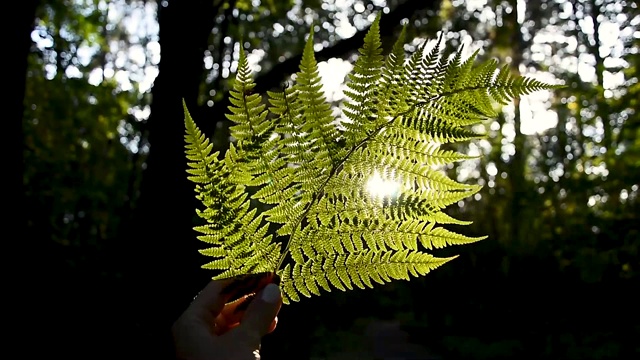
[15,0,639,359]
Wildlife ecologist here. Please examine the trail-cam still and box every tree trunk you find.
[505,0,528,254]
[122,1,219,357]
[14,0,43,354]
[15,1,39,240]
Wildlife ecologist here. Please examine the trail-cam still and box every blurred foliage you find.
[24,0,149,277]
[22,0,639,359]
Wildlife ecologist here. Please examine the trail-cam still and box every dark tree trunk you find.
[122,1,219,357]
[506,0,528,252]
[15,1,39,239]
[13,0,43,354]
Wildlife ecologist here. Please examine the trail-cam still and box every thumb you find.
[234,283,282,344]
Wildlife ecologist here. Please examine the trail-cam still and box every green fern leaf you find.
[342,13,385,145]
[279,250,457,304]
[182,14,562,304]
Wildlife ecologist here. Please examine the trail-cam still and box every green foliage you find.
[183,14,560,304]
[25,0,149,273]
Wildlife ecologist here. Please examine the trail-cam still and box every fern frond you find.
[368,137,479,166]
[268,27,558,299]
[297,28,342,165]
[299,215,484,255]
[277,250,457,304]
[184,100,280,279]
[226,48,295,194]
[342,13,384,145]
[373,23,411,126]
[269,28,349,260]
[182,15,562,304]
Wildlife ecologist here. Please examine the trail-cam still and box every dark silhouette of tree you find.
[122,1,220,358]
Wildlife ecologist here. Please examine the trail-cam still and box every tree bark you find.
[506,0,528,252]
[15,1,39,238]
[123,1,220,357]
[13,0,42,354]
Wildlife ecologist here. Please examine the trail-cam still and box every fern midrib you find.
[310,197,441,218]
[315,250,451,270]
[274,83,509,271]
[304,224,435,249]
[352,150,452,186]
[371,138,474,164]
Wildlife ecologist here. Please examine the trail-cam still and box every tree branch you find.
[253,0,441,93]
[196,0,441,123]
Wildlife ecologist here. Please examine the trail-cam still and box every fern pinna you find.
[183,14,559,304]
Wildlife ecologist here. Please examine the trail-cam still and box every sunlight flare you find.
[366,171,401,200]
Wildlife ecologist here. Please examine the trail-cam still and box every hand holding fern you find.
[172,276,282,360]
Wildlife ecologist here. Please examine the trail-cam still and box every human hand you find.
[172,274,282,360]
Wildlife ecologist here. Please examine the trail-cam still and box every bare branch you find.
[196,0,442,130]
[253,0,442,93]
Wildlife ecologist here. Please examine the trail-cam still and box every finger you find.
[213,312,236,336]
[267,317,278,334]
[233,283,282,344]
[218,294,256,327]
[221,272,279,304]
[188,273,276,321]
[213,294,257,336]
[216,314,277,336]
[218,272,280,323]
[187,278,234,321]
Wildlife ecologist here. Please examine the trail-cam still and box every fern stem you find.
[275,176,333,270]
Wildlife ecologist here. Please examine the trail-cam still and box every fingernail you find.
[261,283,281,304]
